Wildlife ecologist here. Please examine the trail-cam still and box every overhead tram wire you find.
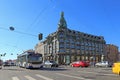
[0,27,9,31]
[0,26,37,37]
[27,0,54,31]
[0,1,54,54]
[0,26,34,57]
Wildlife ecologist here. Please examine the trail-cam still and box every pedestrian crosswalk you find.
[25,75,37,80]
[12,77,19,80]
[9,72,117,80]
[11,74,54,80]
[36,74,54,80]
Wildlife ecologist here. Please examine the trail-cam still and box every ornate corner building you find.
[35,12,106,65]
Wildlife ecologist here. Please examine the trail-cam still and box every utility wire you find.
[27,0,53,31]
[0,27,37,37]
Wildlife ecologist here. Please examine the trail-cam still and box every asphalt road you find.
[0,66,120,80]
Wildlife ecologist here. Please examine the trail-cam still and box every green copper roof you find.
[58,12,67,29]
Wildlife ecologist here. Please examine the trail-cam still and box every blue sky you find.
[0,0,120,61]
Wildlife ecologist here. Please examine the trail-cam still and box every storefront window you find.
[77,56,80,61]
[71,55,75,62]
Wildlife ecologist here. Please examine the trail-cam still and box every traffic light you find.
[38,33,43,40]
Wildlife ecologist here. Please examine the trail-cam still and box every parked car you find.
[3,62,10,67]
[0,60,2,69]
[43,60,59,68]
[70,61,90,67]
[112,62,120,75]
[10,62,16,66]
[95,61,112,67]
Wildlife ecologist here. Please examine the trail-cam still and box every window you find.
[59,49,65,52]
[59,44,64,48]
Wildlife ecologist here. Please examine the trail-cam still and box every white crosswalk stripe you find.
[12,77,20,80]
[56,73,93,80]
[36,74,54,80]
[24,75,36,80]
[12,74,54,80]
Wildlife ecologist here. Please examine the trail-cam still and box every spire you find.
[58,12,67,29]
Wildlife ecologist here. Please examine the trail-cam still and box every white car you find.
[95,61,110,67]
[43,60,59,68]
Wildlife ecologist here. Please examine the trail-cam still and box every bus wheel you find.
[40,66,43,68]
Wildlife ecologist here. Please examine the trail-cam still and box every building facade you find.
[105,44,119,62]
[119,51,120,61]
[35,12,106,65]
[35,42,45,61]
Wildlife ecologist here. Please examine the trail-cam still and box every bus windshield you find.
[28,55,42,62]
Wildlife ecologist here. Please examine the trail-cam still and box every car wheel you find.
[71,65,74,67]
[119,72,120,76]
[79,66,82,68]
[40,66,43,68]
[56,65,58,67]
[50,65,52,68]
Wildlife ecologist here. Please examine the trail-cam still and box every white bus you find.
[17,51,43,69]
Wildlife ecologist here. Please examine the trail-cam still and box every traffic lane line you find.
[12,77,19,80]
[56,73,94,80]
[36,74,54,80]
[25,75,36,80]
[78,71,117,76]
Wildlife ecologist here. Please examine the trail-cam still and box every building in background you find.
[119,51,120,61]
[35,12,106,65]
[35,42,45,61]
[105,44,119,63]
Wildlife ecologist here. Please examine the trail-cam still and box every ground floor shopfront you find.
[45,53,104,65]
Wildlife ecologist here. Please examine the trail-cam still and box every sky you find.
[0,0,120,61]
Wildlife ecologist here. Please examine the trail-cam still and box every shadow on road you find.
[1,68,24,71]
[30,67,68,71]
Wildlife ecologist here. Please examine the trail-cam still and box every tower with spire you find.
[58,12,67,29]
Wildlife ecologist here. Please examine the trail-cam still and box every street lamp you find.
[0,53,6,57]
[9,26,43,40]
[9,26,15,31]
[0,53,6,64]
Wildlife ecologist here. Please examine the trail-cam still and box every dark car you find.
[44,60,59,68]
[3,62,10,67]
[0,60,2,69]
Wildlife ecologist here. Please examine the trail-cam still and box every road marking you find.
[56,73,93,80]
[101,73,117,76]
[25,75,36,80]
[36,74,54,80]
[78,71,117,76]
[12,77,19,80]
[78,71,98,74]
